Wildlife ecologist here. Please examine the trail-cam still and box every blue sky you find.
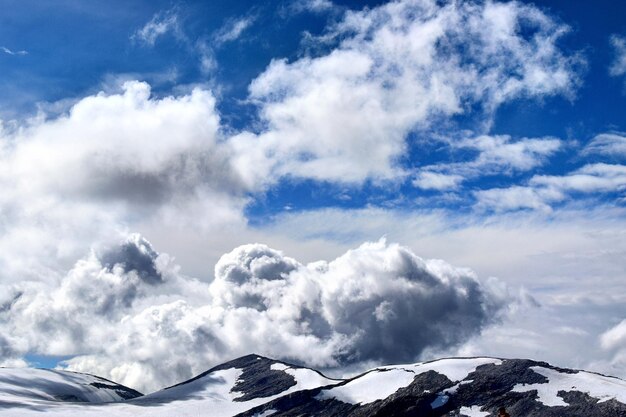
[1,0,626,393]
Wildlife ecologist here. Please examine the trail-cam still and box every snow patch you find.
[460,405,490,416]
[444,379,473,395]
[382,357,502,382]
[284,367,337,390]
[512,366,626,407]
[317,368,415,405]
[317,357,501,406]
[270,363,289,371]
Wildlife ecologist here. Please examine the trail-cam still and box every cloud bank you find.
[0,236,507,392]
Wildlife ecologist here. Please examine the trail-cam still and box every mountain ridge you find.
[2,355,626,416]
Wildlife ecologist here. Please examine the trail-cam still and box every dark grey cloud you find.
[100,234,162,285]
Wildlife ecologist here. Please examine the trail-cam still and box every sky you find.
[0,0,625,393]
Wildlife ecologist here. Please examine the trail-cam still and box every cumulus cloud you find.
[0,235,199,366]
[583,132,626,158]
[0,236,507,392]
[260,203,626,377]
[610,35,626,78]
[0,81,249,283]
[7,82,232,203]
[232,0,580,186]
[132,8,183,46]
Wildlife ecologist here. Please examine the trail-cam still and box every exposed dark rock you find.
[89,382,143,400]
[230,357,296,401]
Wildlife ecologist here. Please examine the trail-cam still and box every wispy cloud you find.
[583,132,626,158]
[289,0,336,14]
[531,163,626,193]
[474,185,562,213]
[1,46,27,56]
[131,8,183,47]
[213,16,256,45]
[193,14,256,74]
[413,172,464,191]
[610,35,626,78]
[474,162,626,212]
[413,135,562,191]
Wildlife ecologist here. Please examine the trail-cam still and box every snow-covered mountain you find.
[2,355,626,416]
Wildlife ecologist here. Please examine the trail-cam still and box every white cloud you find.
[413,134,562,190]
[213,16,256,45]
[132,9,182,46]
[531,163,626,193]
[413,172,464,190]
[473,163,626,212]
[194,14,256,75]
[461,135,562,173]
[474,186,562,213]
[583,132,626,158]
[0,81,248,283]
[1,46,27,56]
[610,35,626,78]
[597,320,626,377]
[601,320,626,351]
[0,236,506,393]
[289,0,335,14]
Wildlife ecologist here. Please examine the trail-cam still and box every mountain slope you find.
[2,355,626,416]
[130,354,341,416]
[0,367,142,409]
